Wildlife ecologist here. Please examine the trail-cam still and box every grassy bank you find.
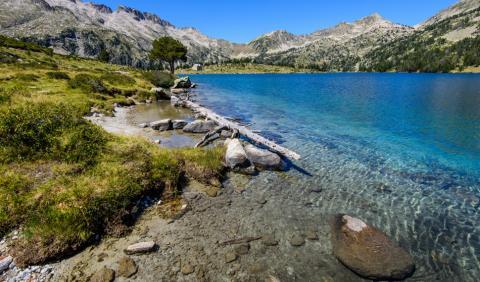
[0,39,224,266]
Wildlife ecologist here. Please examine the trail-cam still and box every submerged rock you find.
[118,257,138,278]
[90,267,115,282]
[225,139,250,169]
[172,76,192,89]
[124,241,156,255]
[289,234,305,247]
[183,120,216,133]
[244,145,284,171]
[150,119,172,131]
[172,120,188,129]
[331,214,415,280]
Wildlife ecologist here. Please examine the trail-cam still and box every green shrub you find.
[0,102,82,161]
[100,72,135,86]
[15,74,40,82]
[46,71,70,80]
[68,73,108,94]
[143,71,175,88]
[0,35,53,55]
[57,123,110,166]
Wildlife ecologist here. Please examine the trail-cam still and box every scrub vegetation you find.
[0,36,224,266]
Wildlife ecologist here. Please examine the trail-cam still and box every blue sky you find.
[94,0,458,43]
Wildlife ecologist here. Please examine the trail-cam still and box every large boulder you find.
[225,139,250,169]
[172,120,189,129]
[172,76,192,89]
[183,120,216,133]
[0,256,13,273]
[150,119,172,131]
[244,145,284,171]
[331,214,415,281]
[150,87,171,100]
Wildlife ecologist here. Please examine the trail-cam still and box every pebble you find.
[290,234,305,246]
[311,187,323,193]
[154,139,161,144]
[306,230,319,241]
[235,244,250,255]
[181,263,194,275]
[124,241,156,255]
[262,235,279,246]
[225,252,237,263]
[256,196,267,205]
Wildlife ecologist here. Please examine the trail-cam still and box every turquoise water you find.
[189,73,480,280]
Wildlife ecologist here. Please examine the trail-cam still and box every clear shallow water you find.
[189,73,480,280]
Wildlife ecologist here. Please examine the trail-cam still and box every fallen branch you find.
[195,126,228,148]
[184,100,301,160]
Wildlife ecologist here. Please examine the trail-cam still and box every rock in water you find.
[331,214,415,280]
[244,145,284,171]
[118,257,138,278]
[183,120,216,133]
[0,256,13,273]
[124,241,156,255]
[150,119,172,131]
[90,267,115,282]
[172,76,192,89]
[172,120,188,129]
[225,139,250,169]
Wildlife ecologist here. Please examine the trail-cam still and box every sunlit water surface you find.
[186,73,480,281]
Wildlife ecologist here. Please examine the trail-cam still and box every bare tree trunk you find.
[169,60,175,74]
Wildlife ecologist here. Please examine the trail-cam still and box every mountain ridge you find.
[1,0,479,72]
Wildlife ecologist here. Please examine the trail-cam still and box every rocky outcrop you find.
[150,119,172,131]
[172,77,192,89]
[244,144,284,171]
[331,214,415,280]
[224,139,250,169]
[183,120,216,133]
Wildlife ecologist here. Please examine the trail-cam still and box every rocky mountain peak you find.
[89,3,112,13]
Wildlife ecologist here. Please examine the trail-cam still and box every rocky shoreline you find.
[1,77,416,282]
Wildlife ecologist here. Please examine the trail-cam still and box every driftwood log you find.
[183,100,301,160]
[195,125,228,148]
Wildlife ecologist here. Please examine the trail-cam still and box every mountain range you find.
[1,0,479,71]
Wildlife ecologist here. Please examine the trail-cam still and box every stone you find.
[0,256,13,273]
[150,119,172,131]
[181,263,194,275]
[154,139,161,144]
[306,230,319,241]
[124,241,156,255]
[138,123,148,128]
[225,252,237,263]
[118,257,138,278]
[235,244,250,255]
[290,234,305,246]
[171,96,184,107]
[331,214,415,280]
[172,76,192,89]
[90,267,115,282]
[224,139,250,169]
[244,144,284,171]
[172,120,188,129]
[262,235,278,246]
[171,88,187,94]
[150,87,171,100]
[256,196,267,205]
[183,120,216,133]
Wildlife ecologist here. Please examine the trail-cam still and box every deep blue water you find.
[189,73,480,280]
